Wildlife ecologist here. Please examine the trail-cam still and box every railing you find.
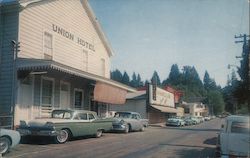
[0,115,13,129]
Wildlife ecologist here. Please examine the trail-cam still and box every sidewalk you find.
[148,122,166,127]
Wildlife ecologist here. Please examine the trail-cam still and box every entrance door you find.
[74,89,84,110]
[60,82,70,109]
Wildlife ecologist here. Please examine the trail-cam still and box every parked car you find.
[112,112,148,133]
[166,117,185,126]
[184,117,194,126]
[204,116,211,121]
[197,116,205,123]
[216,115,250,158]
[17,109,113,143]
[0,129,20,155]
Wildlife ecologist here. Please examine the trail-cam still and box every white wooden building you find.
[0,0,135,128]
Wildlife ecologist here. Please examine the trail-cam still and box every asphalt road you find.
[4,118,223,158]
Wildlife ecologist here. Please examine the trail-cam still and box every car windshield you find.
[52,110,73,119]
[114,112,132,118]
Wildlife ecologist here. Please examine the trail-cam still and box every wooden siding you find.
[18,0,111,78]
[0,6,19,115]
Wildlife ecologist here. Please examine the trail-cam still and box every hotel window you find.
[83,50,88,71]
[101,58,105,77]
[41,78,53,105]
[44,32,53,60]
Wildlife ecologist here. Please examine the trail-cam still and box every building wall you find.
[110,100,147,119]
[0,4,19,120]
[18,0,111,78]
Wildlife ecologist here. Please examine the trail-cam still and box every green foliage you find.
[122,71,130,86]
[207,90,225,115]
[110,69,123,82]
[151,71,161,86]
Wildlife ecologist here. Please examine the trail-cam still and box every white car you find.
[166,118,185,126]
[216,115,250,158]
[0,129,20,155]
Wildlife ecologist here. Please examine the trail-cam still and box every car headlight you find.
[20,120,27,126]
[45,122,54,128]
[120,120,125,125]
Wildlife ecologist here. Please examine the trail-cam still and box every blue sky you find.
[89,0,249,87]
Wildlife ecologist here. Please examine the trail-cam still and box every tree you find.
[162,64,181,86]
[122,71,130,85]
[151,71,161,86]
[208,90,225,115]
[111,69,123,82]
[203,71,217,91]
[137,74,143,87]
[130,72,138,88]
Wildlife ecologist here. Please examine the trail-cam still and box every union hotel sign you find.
[52,24,95,52]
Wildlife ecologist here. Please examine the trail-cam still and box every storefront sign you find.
[52,24,95,52]
[149,84,175,107]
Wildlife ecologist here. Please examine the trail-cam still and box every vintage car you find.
[17,109,113,143]
[112,112,148,133]
[216,115,250,158]
[166,117,185,126]
[0,129,20,155]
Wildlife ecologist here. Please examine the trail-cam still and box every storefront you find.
[110,84,179,124]
[0,0,135,128]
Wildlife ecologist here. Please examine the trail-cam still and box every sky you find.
[89,0,249,87]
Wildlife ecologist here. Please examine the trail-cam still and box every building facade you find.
[182,102,209,117]
[110,84,181,124]
[0,0,135,128]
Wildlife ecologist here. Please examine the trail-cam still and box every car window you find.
[88,114,95,120]
[74,113,88,120]
[132,114,137,119]
[136,114,141,119]
[231,121,249,134]
[52,110,72,119]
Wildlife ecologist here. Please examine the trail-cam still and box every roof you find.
[150,105,178,113]
[17,58,136,92]
[0,0,114,57]
[115,111,140,115]
[126,91,146,99]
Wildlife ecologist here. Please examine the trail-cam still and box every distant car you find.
[0,129,20,155]
[184,118,194,126]
[112,112,148,133]
[197,116,205,123]
[17,109,113,143]
[216,115,250,158]
[166,118,185,127]
[204,116,211,121]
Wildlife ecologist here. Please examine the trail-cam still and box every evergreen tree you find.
[203,71,217,91]
[122,71,130,85]
[111,69,123,82]
[137,74,143,87]
[151,71,161,86]
[130,72,138,88]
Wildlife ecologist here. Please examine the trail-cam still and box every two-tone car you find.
[112,112,148,133]
[17,109,113,143]
[0,129,20,155]
[166,117,185,127]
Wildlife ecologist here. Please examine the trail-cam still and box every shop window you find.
[44,32,53,60]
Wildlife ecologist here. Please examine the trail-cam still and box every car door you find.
[227,121,250,156]
[73,113,90,136]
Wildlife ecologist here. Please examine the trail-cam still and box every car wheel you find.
[95,130,103,138]
[0,137,11,155]
[124,124,130,133]
[140,126,145,132]
[55,129,70,144]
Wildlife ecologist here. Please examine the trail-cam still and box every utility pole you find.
[234,34,250,113]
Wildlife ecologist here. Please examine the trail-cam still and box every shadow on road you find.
[203,137,217,145]
[159,143,215,158]
[165,126,220,132]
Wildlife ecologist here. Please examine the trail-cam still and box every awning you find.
[151,105,178,113]
[94,82,127,104]
[16,58,136,92]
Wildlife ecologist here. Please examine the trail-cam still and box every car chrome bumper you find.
[112,124,127,131]
[17,129,57,136]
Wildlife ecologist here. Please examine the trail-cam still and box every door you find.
[227,121,250,156]
[60,82,70,109]
[74,89,84,110]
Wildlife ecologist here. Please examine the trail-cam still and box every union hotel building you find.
[0,0,135,128]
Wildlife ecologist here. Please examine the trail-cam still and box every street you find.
[5,118,222,158]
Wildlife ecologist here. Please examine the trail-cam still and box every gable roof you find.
[1,0,114,56]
